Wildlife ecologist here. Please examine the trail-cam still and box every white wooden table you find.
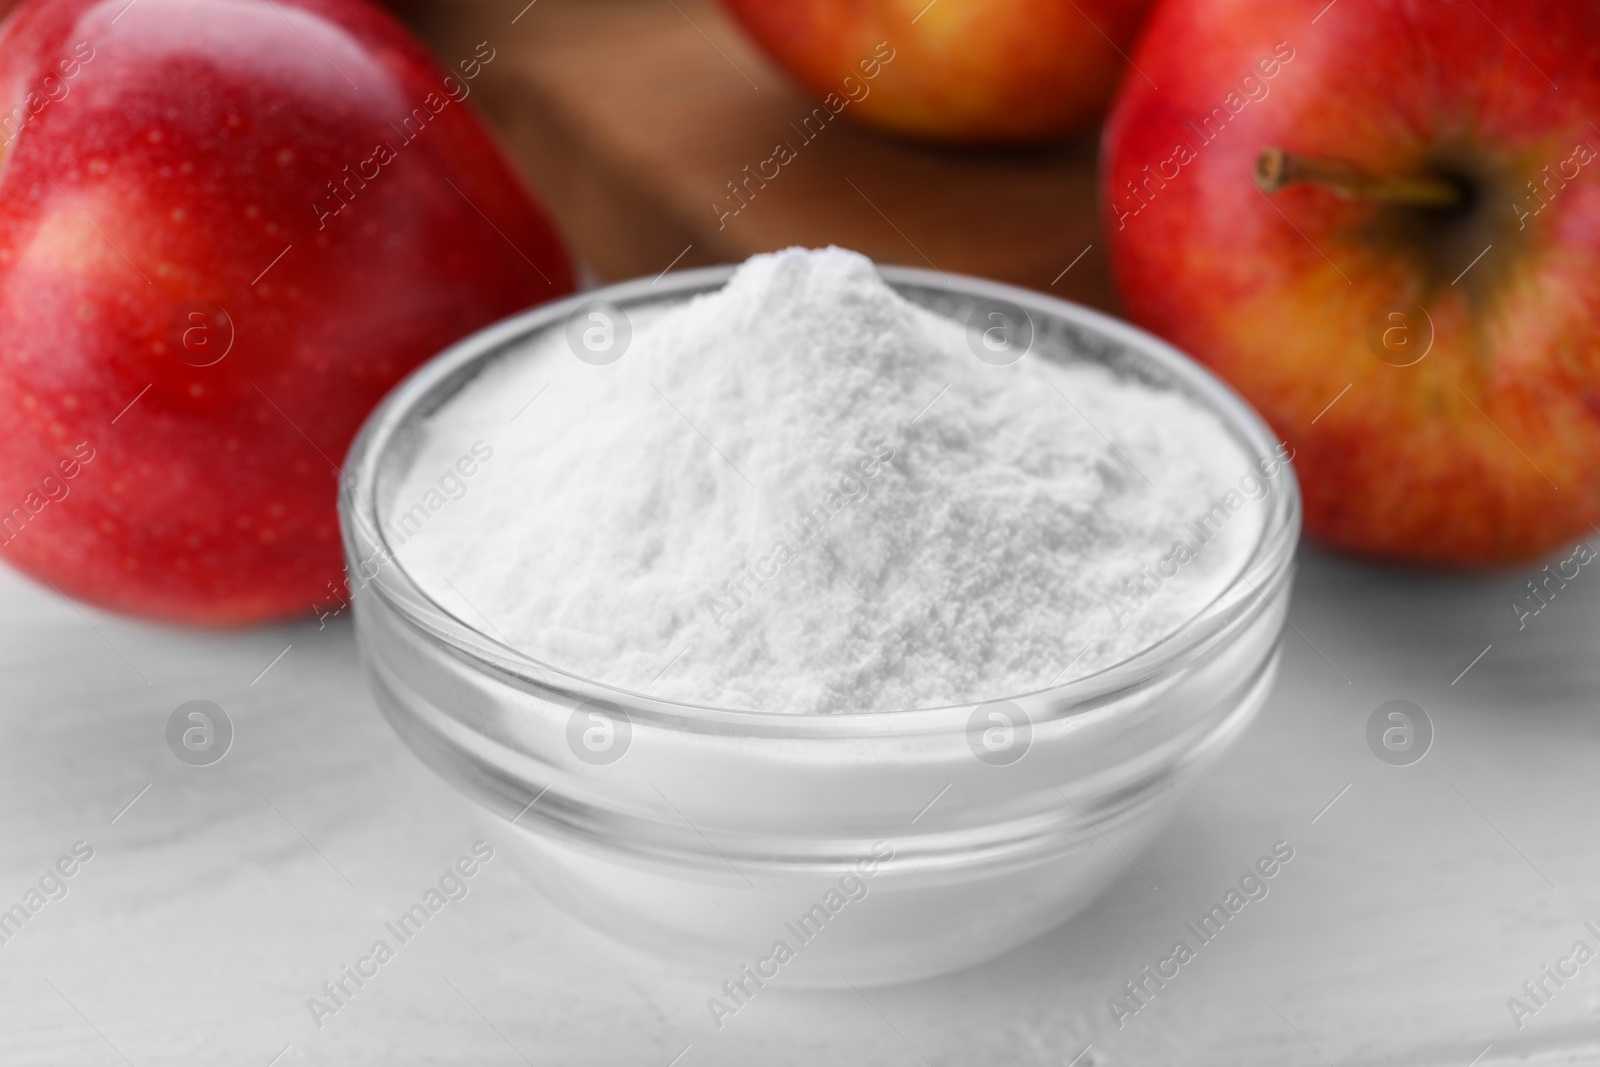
[1,545,1597,1065]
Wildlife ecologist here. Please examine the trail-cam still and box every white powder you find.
[390,248,1268,714]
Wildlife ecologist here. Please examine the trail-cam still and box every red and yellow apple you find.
[0,0,573,623]
[1104,0,1600,565]
[719,0,1155,143]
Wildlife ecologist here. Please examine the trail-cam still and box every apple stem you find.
[1255,147,1465,209]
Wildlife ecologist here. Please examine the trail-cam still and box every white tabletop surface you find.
[1,543,1598,1066]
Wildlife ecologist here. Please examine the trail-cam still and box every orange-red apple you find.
[719,0,1154,143]
[1104,0,1600,565]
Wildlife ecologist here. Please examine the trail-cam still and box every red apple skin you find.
[0,0,573,623]
[1104,0,1600,566]
[718,0,1154,144]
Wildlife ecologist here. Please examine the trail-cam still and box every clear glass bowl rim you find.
[339,263,1301,737]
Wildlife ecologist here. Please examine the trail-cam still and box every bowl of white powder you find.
[340,247,1300,986]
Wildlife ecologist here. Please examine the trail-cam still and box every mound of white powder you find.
[388,247,1272,714]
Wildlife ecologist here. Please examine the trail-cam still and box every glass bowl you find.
[338,264,1301,987]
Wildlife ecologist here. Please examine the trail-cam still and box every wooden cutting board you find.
[407,0,1118,309]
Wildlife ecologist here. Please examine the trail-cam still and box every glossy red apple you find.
[0,0,573,622]
[719,0,1154,143]
[1104,0,1600,565]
